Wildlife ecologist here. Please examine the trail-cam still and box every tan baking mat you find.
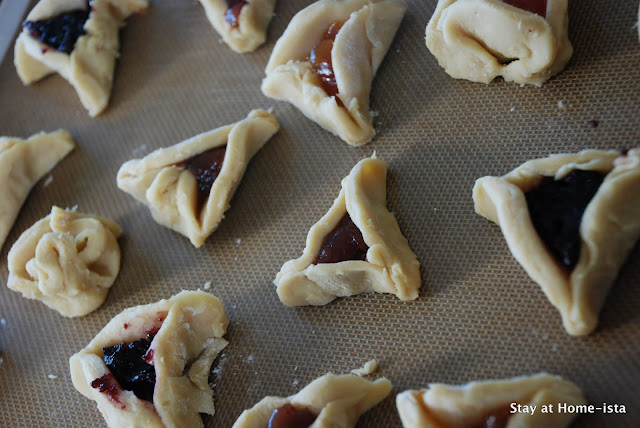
[1,1,639,427]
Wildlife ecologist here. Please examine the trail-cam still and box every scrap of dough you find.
[275,156,421,306]
[14,0,149,116]
[396,373,586,428]
[351,359,379,376]
[425,0,572,86]
[233,371,391,428]
[8,206,121,317]
[198,0,276,53]
[0,129,75,251]
[262,0,406,146]
[117,109,279,247]
[473,149,640,335]
[69,290,229,428]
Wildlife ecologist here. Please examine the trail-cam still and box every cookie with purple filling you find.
[69,290,228,428]
[14,0,148,116]
[473,149,640,335]
[396,373,586,428]
[274,156,421,306]
[116,109,279,247]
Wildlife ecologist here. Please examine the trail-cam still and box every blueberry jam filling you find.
[313,213,368,264]
[175,145,227,213]
[102,335,156,402]
[501,0,547,17]
[525,169,605,270]
[268,403,318,428]
[23,1,91,54]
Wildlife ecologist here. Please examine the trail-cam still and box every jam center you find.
[225,0,248,28]
[313,213,368,264]
[268,403,318,428]
[90,374,124,408]
[176,145,227,213]
[525,169,605,270]
[23,1,90,54]
[501,0,547,17]
[309,21,344,105]
[102,335,156,402]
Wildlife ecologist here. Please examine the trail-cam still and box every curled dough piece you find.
[473,149,640,335]
[8,206,121,317]
[198,0,276,53]
[14,0,148,116]
[396,373,586,428]
[117,109,279,247]
[70,290,229,428]
[275,156,421,306]
[425,0,572,86]
[233,371,391,428]
[0,129,74,250]
[262,0,406,146]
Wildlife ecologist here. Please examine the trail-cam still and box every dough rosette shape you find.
[425,0,573,86]
[7,206,121,317]
[262,0,406,146]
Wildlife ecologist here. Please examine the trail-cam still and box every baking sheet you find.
[1,1,639,427]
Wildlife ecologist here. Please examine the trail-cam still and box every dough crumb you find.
[48,374,58,380]
[132,144,148,157]
[292,379,300,387]
[235,238,242,244]
[43,175,53,187]
[558,100,565,109]
[246,355,254,364]
[203,281,212,290]
[0,318,6,327]
[351,359,379,376]
[509,107,515,112]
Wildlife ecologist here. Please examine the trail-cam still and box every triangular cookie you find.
[198,0,276,53]
[425,0,573,86]
[70,290,228,428]
[261,0,406,146]
[8,206,121,317]
[233,371,391,428]
[275,156,421,306]
[396,373,586,428]
[14,0,149,117]
[117,109,279,247]
[0,129,75,251]
[473,149,640,335]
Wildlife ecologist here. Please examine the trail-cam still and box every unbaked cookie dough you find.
[117,109,279,247]
[274,156,421,306]
[0,129,74,250]
[425,0,573,86]
[198,0,276,53]
[7,206,121,317]
[232,371,391,427]
[14,0,149,116]
[396,373,586,428]
[70,290,228,428]
[262,0,405,146]
[473,149,640,336]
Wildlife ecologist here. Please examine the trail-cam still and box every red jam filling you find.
[268,403,318,428]
[309,21,344,105]
[501,0,547,17]
[22,1,91,54]
[225,0,248,28]
[175,145,227,213]
[90,374,125,409]
[313,213,368,264]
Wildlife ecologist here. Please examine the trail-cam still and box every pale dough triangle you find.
[198,0,276,53]
[233,371,391,428]
[275,156,420,306]
[14,0,148,117]
[473,149,640,336]
[69,290,228,428]
[396,373,586,428]
[0,129,75,251]
[261,0,406,146]
[117,109,279,247]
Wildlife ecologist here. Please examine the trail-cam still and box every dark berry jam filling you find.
[22,1,90,54]
[313,213,368,264]
[175,145,227,213]
[525,169,605,270]
[474,404,513,428]
[268,403,318,428]
[225,0,248,28]
[309,21,344,106]
[501,0,547,17]
[102,335,156,403]
[90,373,124,408]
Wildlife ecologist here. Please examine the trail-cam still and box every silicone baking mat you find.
[1,1,639,427]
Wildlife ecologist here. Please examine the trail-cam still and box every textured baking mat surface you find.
[1,1,639,427]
